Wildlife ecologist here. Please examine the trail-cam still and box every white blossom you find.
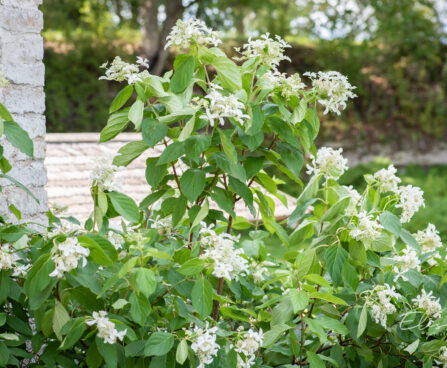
[344,185,361,216]
[99,56,149,84]
[49,202,68,215]
[235,33,291,68]
[0,71,8,88]
[200,231,248,280]
[12,263,31,278]
[396,185,424,223]
[414,223,442,253]
[306,147,348,179]
[0,245,15,270]
[304,71,357,115]
[235,329,264,368]
[49,238,90,278]
[412,289,442,322]
[200,84,249,127]
[367,284,401,328]
[165,18,221,50]
[150,216,173,236]
[48,219,83,238]
[86,311,126,344]
[392,247,421,275]
[90,156,122,192]
[436,346,447,368]
[350,211,383,242]
[373,165,401,193]
[263,70,306,98]
[107,231,125,250]
[186,323,220,368]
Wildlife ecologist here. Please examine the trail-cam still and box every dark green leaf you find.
[145,158,167,187]
[379,211,402,236]
[191,277,213,318]
[142,118,168,148]
[107,191,140,222]
[180,169,206,203]
[144,332,174,357]
[171,55,195,93]
[325,244,348,285]
[157,141,184,165]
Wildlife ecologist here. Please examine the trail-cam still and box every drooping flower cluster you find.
[264,71,306,99]
[304,71,357,115]
[373,165,401,193]
[350,211,383,242]
[392,247,421,276]
[412,289,442,323]
[0,244,15,270]
[344,185,361,215]
[86,311,126,344]
[0,71,8,88]
[165,18,221,50]
[396,185,425,223]
[367,284,402,328]
[186,323,220,368]
[99,56,149,84]
[234,329,264,368]
[306,147,348,179]
[436,346,447,368]
[200,227,248,280]
[234,33,291,69]
[107,230,125,250]
[90,156,122,192]
[414,223,442,253]
[49,238,90,278]
[200,84,249,127]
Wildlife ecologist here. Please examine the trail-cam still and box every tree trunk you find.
[141,0,161,61]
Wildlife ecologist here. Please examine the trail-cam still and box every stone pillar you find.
[0,0,48,224]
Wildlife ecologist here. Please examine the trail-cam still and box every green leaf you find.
[0,342,9,366]
[110,85,133,113]
[142,118,168,148]
[144,332,174,357]
[172,195,188,226]
[218,129,238,163]
[211,187,236,218]
[128,99,144,130]
[180,169,206,202]
[372,231,395,252]
[178,116,196,142]
[278,143,303,179]
[288,198,318,225]
[176,340,188,365]
[289,289,309,313]
[0,102,13,121]
[100,111,129,142]
[400,229,420,251]
[53,301,70,341]
[190,200,209,230]
[191,277,213,318]
[213,56,242,90]
[185,135,212,161]
[262,324,291,348]
[60,318,86,350]
[303,274,330,288]
[405,339,419,355]
[246,104,264,135]
[342,262,359,291]
[145,158,167,187]
[171,55,195,93]
[357,305,368,338]
[130,292,150,326]
[307,351,325,368]
[379,211,402,237]
[4,121,33,157]
[113,141,149,166]
[177,258,206,276]
[157,141,184,165]
[321,196,350,222]
[325,243,348,285]
[78,235,113,267]
[310,292,348,305]
[135,268,157,298]
[0,173,39,202]
[107,191,140,223]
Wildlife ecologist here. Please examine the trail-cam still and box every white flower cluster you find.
[396,185,424,223]
[235,33,291,69]
[165,18,221,50]
[199,226,248,280]
[264,71,306,99]
[392,247,421,276]
[90,156,122,192]
[306,147,348,179]
[86,311,126,344]
[107,231,125,250]
[49,238,90,278]
[412,289,442,322]
[344,185,361,216]
[12,264,31,278]
[350,211,383,242]
[414,223,442,253]
[99,56,149,84]
[436,346,447,368]
[304,71,357,115]
[49,202,68,215]
[373,165,401,193]
[0,71,8,88]
[150,216,173,236]
[200,84,249,127]
[368,284,402,328]
[234,329,264,368]
[48,219,83,238]
[0,245,15,271]
[186,323,220,368]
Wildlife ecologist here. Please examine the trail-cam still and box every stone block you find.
[0,85,45,114]
[2,62,44,86]
[0,5,43,33]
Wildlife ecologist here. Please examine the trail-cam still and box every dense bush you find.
[1,19,447,367]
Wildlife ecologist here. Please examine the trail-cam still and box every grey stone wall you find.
[0,0,48,223]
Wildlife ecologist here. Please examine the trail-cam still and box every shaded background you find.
[41,0,447,237]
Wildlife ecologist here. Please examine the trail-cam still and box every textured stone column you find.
[0,0,48,223]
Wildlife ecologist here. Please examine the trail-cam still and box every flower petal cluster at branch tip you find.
[306,147,348,179]
[49,202,69,215]
[304,71,357,115]
[396,185,424,223]
[373,165,401,193]
[199,225,248,280]
[235,329,264,368]
[86,311,126,344]
[412,289,442,322]
[47,219,83,238]
[392,247,421,275]
[350,211,383,242]
[90,156,123,192]
[264,70,306,99]
[165,18,221,50]
[367,284,401,328]
[234,33,291,68]
[414,223,442,253]
[107,231,125,250]
[344,185,361,215]
[0,245,15,270]
[49,238,90,278]
[436,346,447,368]
[186,323,219,368]
[99,56,149,84]
[150,216,173,236]
[12,264,31,278]
[200,84,249,127]
[0,71,8,88]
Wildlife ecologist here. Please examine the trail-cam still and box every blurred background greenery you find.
[41,0,447,237]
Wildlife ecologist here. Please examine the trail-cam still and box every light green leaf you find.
[113,141,149,167]
[262,324,291,348]
[178,116,196,142]
[177,258,206,276]
[176,340,188,365]
[289,289,309,313]
[191,277,213,318]
[4,121,33,157]
[128,99,144,130]
[379,211,402,237]
[325,243,348,285]
[310,292,347,305]
[213,56,242,90]
[107,191,140,223]
[53,301,70,341]
[144,332,174,357]
[110,85,133,113]
[157,141,184,165]
[180,169,206,203]
[191,200,209,230]
[405,339,419,354]
[171,55,195,93]
[306,351,325,368]
[142,118,168,148]
[135,268,157,298]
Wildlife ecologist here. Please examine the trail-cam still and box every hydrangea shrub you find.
[1,19,447,368]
